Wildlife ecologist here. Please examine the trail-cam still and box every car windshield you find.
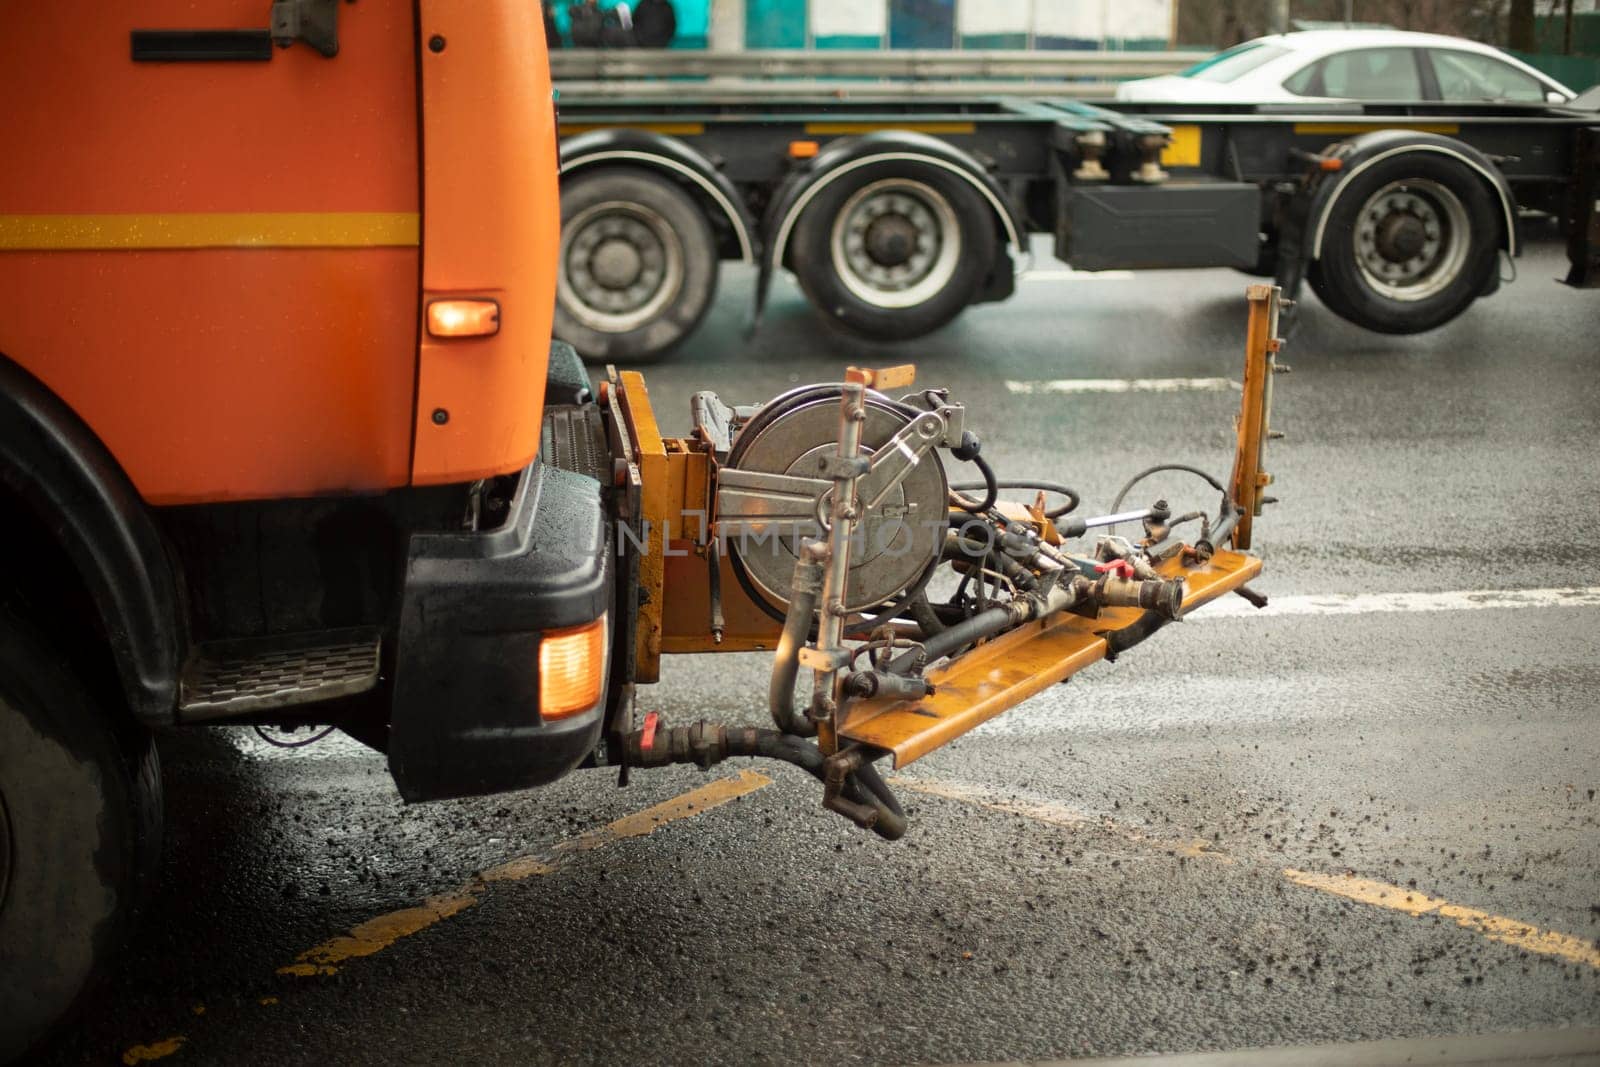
[1179,42,1291,82]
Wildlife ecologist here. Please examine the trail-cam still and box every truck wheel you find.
[1311,154,1498,334]
[0,614,162,1060]
[556,167,719,363]
[791,163,998,341]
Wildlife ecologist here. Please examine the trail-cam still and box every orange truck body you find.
[0,0,560,504]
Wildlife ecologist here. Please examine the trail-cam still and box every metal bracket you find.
[797,646,852,672]
[270,0,339,57]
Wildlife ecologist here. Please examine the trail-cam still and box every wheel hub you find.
[1376,213,1427,263]
[558,200,686,332]
[864,214,919,267]
[589,238,643,289]
[1352,180,1466,302]
[828,178,965,310]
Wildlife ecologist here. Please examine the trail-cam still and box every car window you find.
[1284,48,1423,99]
[1180,42,1291,83]
[1430,49,1545,101]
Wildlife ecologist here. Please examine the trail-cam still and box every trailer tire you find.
[791,162,997,341]
[0,612,162,1061]
[1312,153,1499,334]
[556,167,719,363]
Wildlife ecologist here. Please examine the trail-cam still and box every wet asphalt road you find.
[44,235,1600,1065]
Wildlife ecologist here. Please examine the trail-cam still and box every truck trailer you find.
[0,3,1282,1057]
[550,91,1600,360]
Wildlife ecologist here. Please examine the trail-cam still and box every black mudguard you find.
[0,355,181,724]
[754,130,1028,324]
[560,127,759,263]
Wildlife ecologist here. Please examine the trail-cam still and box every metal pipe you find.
[769,543,825,737]
[811,382,868,723]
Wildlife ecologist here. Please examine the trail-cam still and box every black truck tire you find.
[790,161,998,342]
[0,613,162,1061]
[555,166,719,363]
[1310,153,1500,334]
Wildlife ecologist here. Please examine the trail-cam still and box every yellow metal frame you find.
[838,549,1261,767]
[614,286,1277,766]
[608,370,782,683]
[1230,284,1280,551]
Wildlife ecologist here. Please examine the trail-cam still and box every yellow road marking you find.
[0,211,419,251]
[894,777,1227,860]
[279,770,771,977]
[906,776,1598,971]
[1284,869,1600,969]
[122,1037,185,1064]
[1292,122,1459,135]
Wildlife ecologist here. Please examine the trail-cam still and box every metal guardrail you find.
[550,48,1206,96]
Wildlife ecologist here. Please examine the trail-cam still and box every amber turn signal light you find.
[539,616,607,719]
[427,298,500,338]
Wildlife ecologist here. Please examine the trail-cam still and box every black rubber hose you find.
[908,594,946,638]
[889,604,1013,674]
[950,453,998,514]
[851,762,907,840]
[1110,463,1228,514]
[950,479,1082,519]
[621,723,907,839]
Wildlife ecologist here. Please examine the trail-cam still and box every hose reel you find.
[716,383,957,617]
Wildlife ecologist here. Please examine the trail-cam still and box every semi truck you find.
[0,2,1282,1056]
[550,88,1600,360]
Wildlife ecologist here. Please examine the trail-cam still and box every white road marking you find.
[1197,585,1600,620]
[1020,268,1137,282]
[1006,377,1240,395]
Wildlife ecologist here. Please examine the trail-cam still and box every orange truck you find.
[0,2,1274,1056]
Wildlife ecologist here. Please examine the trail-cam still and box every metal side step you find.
[179,628,381,721]
[540,403,609,484]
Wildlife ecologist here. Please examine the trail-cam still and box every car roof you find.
[1254,29,1524,57]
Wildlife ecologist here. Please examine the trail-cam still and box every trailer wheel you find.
[556,167,718,363]
[1312,154,1498,334]
[0,613,162,1061]
[791,164,997,341]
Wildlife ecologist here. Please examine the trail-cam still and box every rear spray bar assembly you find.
[603,286,1288,838]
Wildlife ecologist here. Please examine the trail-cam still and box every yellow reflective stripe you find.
[0,212,420,250]
[803,121,977,135]
[1293,122,1459,135]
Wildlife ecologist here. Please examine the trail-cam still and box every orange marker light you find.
[539,616,607,719]
[788,140,820,159]
[426,298,501,338]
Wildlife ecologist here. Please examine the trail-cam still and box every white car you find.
[1116,30,1574,105]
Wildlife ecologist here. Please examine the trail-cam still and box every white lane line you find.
[1198,586,1600,620]
[1006,377,1240,395]
[1020,268,1137,282]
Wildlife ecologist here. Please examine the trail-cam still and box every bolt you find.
[432,408,449,425]
[428,34,446,52]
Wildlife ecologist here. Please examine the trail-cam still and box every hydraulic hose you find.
[769,549,824,737]
[950,479,1082,519]
[620,721,906,840]
[950,452,998,514]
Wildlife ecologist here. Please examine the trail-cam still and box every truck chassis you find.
[552,93,1600,360]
